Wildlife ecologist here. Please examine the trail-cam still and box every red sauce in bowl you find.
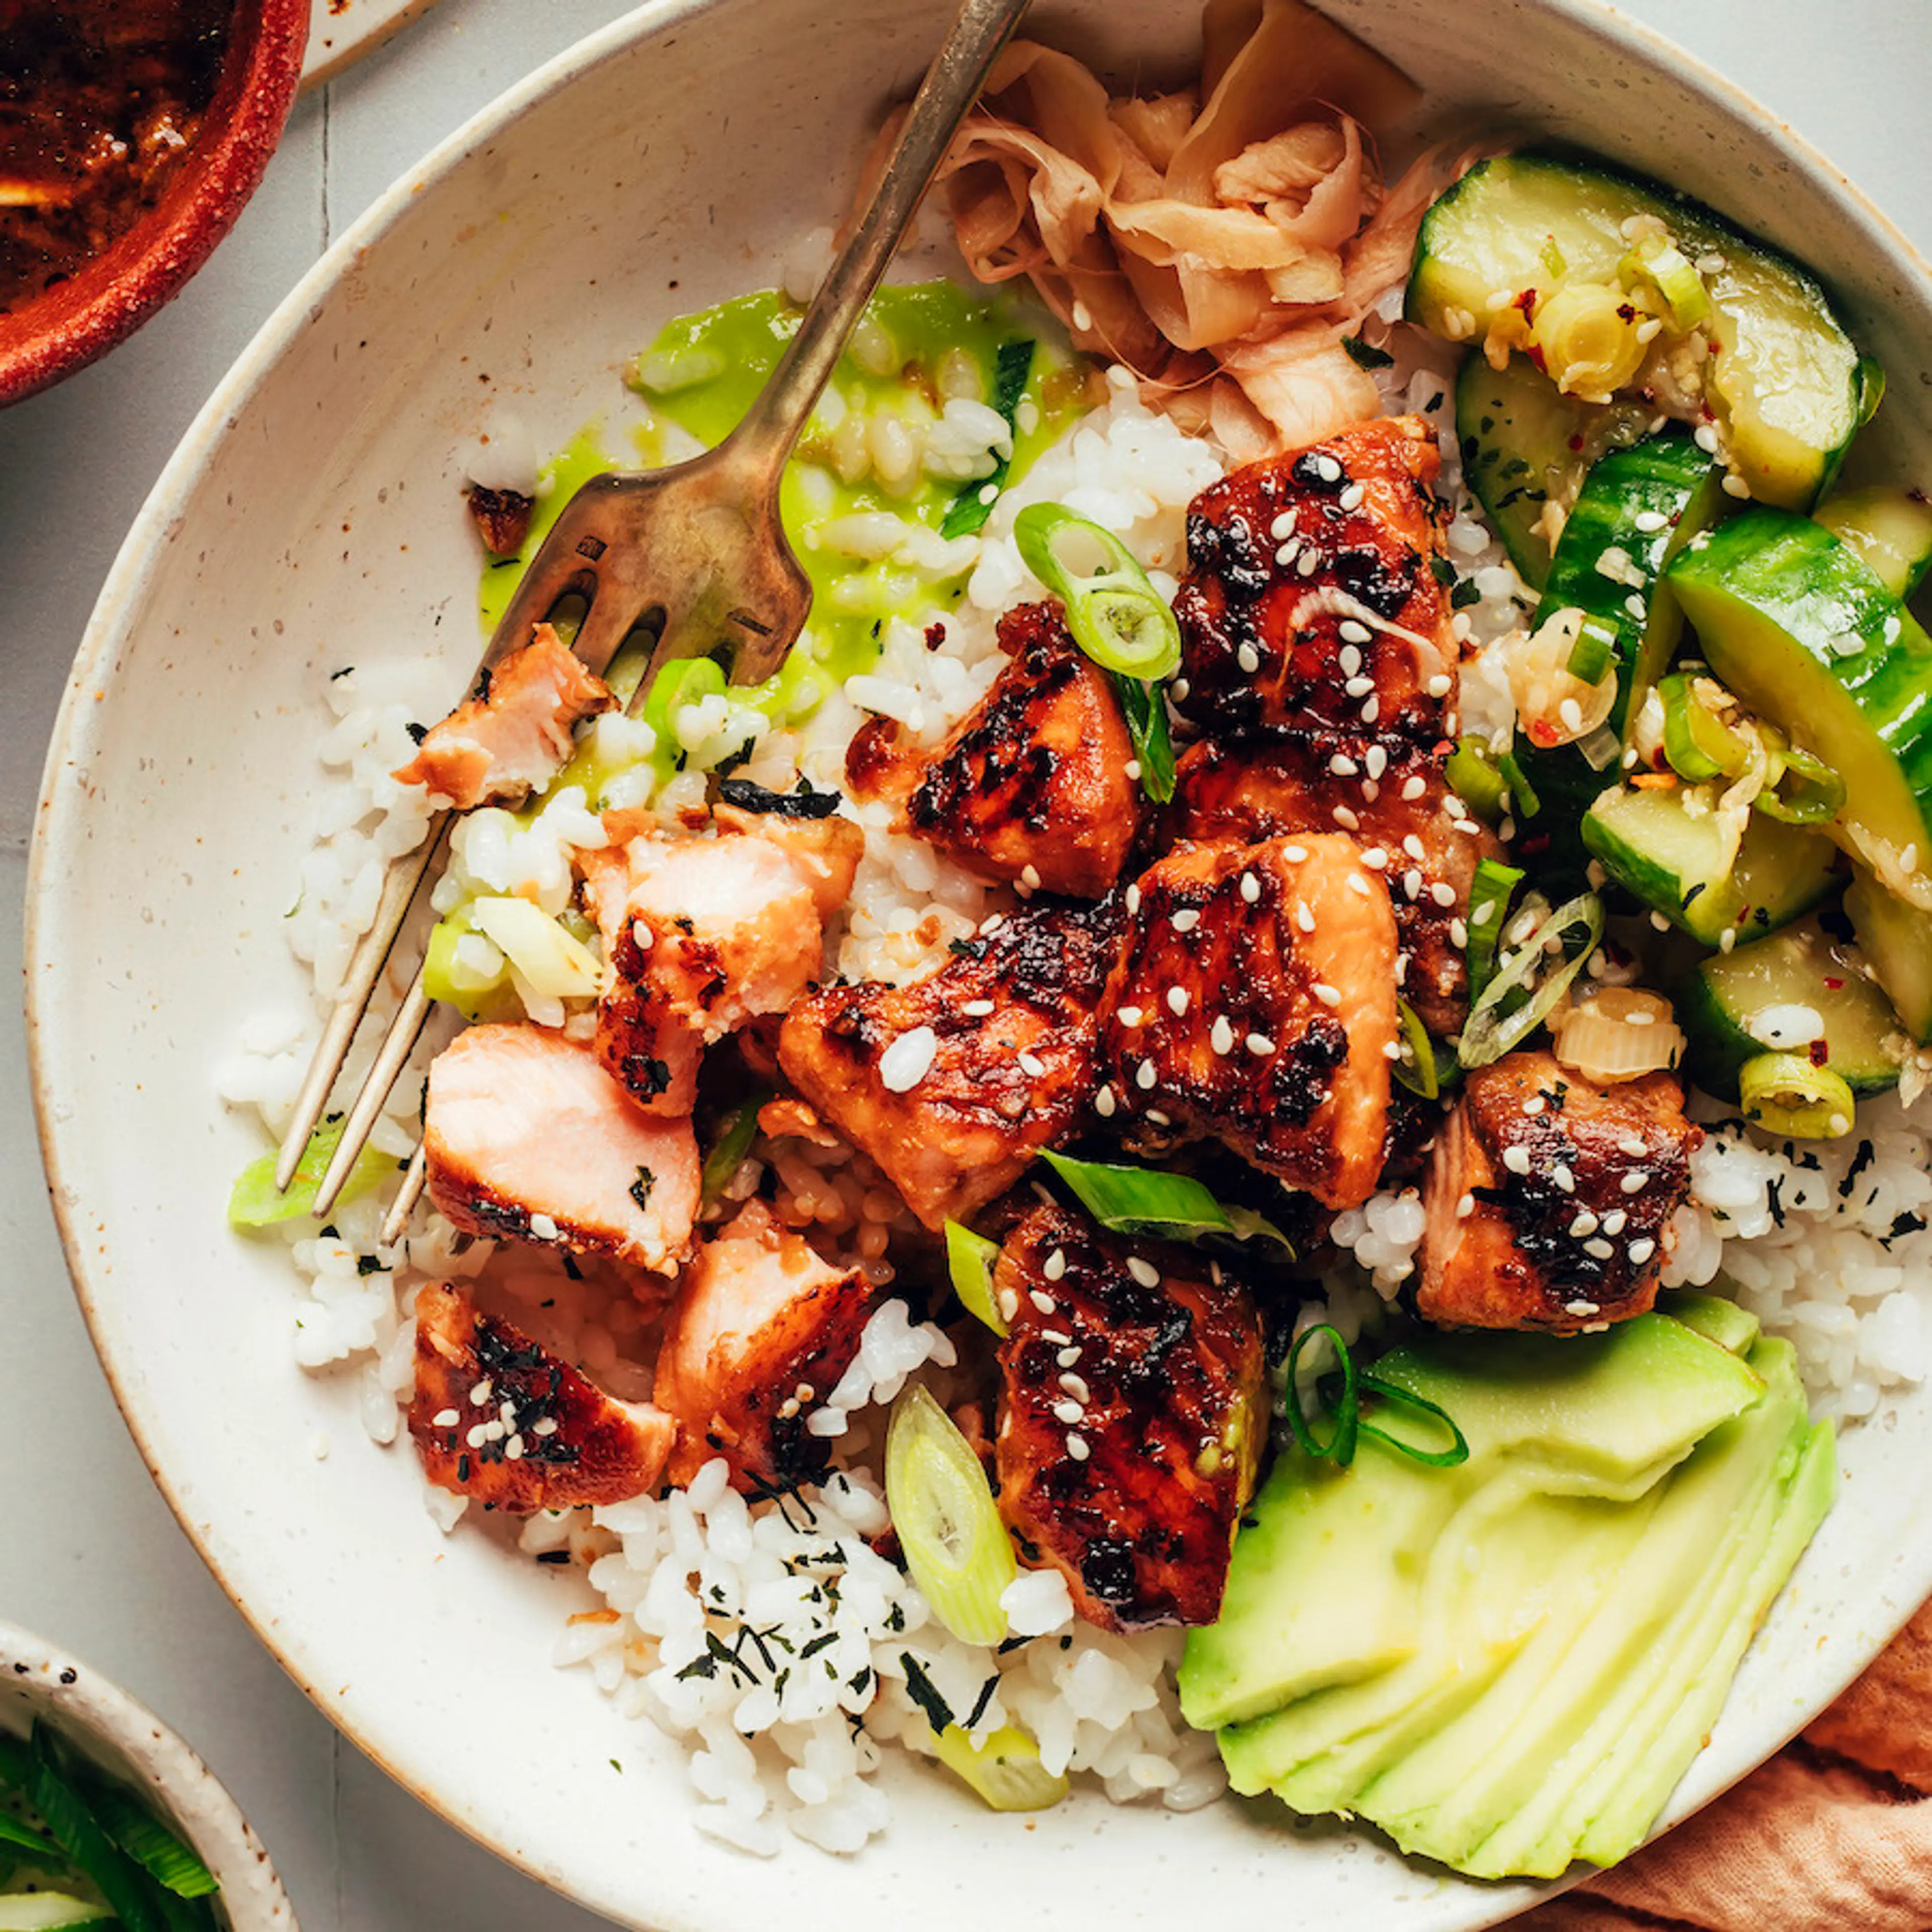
[0,0,233,313]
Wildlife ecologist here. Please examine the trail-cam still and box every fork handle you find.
[720,0,1028,487]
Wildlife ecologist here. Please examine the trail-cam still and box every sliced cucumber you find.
[1583,783,1838,945]
[1666,509,1932,909]
[1844,864,1932,1042]
[1456,354,1652,591]
[1816,486,1932,600]
[1409,155,1871,509]
[1511,432,1723,833]
[1676,917,1903,1101]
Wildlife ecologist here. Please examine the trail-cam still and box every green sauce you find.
[478,280,1090,753]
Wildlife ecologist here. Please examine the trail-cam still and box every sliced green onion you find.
[1856,356,1887,429]
[931,1722,1068,1812]
[1354,1375,1470,1468]
[0,1895,116,1929]
[1758,740,1846,825]
[1458,892,1605,1070]
[637,654,728,740]
[1283,1325,1359,1465]
[886,1384,1016,1646]
[941,339,1035,539]
[1013,503,1182,682]
[1445,736,1508,826]
[1563,613,1619,686]
[1738,1053,1857,1139]
[1497,747,1541,820]
[1391,998,1439,1100]
[1464,858,1524,1005]
[1539,237,1567,280]
[86,1786,215,1901]
[1039,1150,1293,1253]
[1284,1328,1469,1472]
[1111,673,1176,804]
[944,1221,1007,1338]
[27,1726,166,1932]
[700,1093,769,1204]
[422,907,510,1020]
[1619,231,1712,331]
[1659,672,1750,782]
[227,1115,393,1230]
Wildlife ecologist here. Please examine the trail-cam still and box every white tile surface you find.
[3,3,1927,1927]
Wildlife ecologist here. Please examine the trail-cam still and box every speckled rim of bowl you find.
[0,0,311,409]
[0,1621,299,1931]
[22,0,1932,1923]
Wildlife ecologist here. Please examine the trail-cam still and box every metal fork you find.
[280,0,1030,1234]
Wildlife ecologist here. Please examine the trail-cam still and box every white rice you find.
[223,293,1932,1857]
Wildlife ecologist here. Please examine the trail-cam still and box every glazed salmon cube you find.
[410,1282,675,1510]
[654,1200,877,1492]
[423,1023,699,1274]
[392,624,614,809]
[1101,833,1397,1210]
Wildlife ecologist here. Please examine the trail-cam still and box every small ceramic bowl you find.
[0,0,310,408]
[0,1621,298,1931]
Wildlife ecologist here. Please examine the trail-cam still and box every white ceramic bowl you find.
[0,1622,297,1931]
[26,2,1932,1927]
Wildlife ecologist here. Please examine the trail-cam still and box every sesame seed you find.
[1361,695,1381,723]
[1633,509,1668,533]
[962,999,996,1018]
[1426,673,1453,699]
[1628,1237,1657,1265]
[1502,1144,1533,1175]
[1402,870,1422,901]
[533,1416,559,1437]
[1338,618,1372,644]
[1625,592,1647,623]
[1095,1084,1116,1118]
[1345,675,1374,698]
[1315,454,1344,482]
[1021,863,1042,890]
[981,913,1006,935]
[1601,1210,1628,1236]
[1583,1238,1616,1261]
[1449,918,1468,948]
[1426,880,1456,909]
[1031,1290,1057,1314]
[1124,759,1143,781]
[1297,549,1320,577]
[1338,481,1366,512]
[1339,645,1363,676]
[1017,1050,1046,1077]
[1383,1040,1402,1060]
[433,1408,460,1428]
[466,1423,490,1448]
[470,1380,493,1406]
[1166,986,1190,1016]
[1126,1256,1161,1289]
[1559,697,1583,733]
[1523,1096,1546,1115]
[1044,1247,1067,1281]
[1270,509,1300,539]
[1210,1016,1236,1055]
[1056,1345,1082,1368]
[1620,1170,1651,1194]
[1119,1006,1146,1029]
[1296,903,1316,933]
[1275,540,1302,569]
[1312,984,1342,1008]
[1618,1134,1648,1157]
[1146,1108,1172,1126]
[1330,752,1360,777]
[1694,422,1720,453]
[1171,678,1190,702]
[1137,1059,1158,1090]
[1722,471,1751,499]
[505,1434,526,1461]
[1125,883,1142,915]
[1649,910,1672,932]
[1350,873,1375,898]
[1553,1164,1576,1193]
[1566,1299,1601,1317]
[1284,844,1309,862]
[998,1288,1020,1322]
[1360,846,1389,870]
[1569,1211,1599,1238]
[1332,804,1360,830]
[1365,746,1389,780]
[1402,774,1427,801]
[1172,909,1201,933]
[1052,1399,1084,1425]
[1066,1434,1090,1463]
[1237,642,1261,674]
[1456,1192,1476,1219]
[1247,1031,1277,1054]
[1240,871,1261,904]
[879,1025,939,1093]
[1059,1373,1091,1404]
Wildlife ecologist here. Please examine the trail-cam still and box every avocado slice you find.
[1178,1316,1763,1732]
[1655,1287,1761,1356]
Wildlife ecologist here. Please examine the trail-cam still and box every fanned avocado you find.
[1182,1314,1835,1881]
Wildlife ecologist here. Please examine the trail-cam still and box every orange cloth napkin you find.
[1515,1600,1932,1931]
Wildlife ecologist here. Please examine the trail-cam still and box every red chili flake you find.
[1809,1039,1831,1067]
[924,622,947,651]
[1568,434,1586,452]
[1513,288,1538,318]
[1824,977,1845,990]
[1617,302,1638,323]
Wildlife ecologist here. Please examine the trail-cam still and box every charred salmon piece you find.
[654,1200,877,1492]
[423,1022,699,1274]
[1171,735,1501,1037]
[777,896,1128,1231]
[992,1204,1264,1633]
[578,822,834,1111]
[1418,1049,1701,1333]
[392,624,615,809]
[712,793,864,920]
[1172,416,1456,747]
[410,1282,675,1510]
[903,601,1143,899]
[1101,834,1397,1211]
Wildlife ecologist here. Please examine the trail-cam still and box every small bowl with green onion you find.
[0,1623,296,1931]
